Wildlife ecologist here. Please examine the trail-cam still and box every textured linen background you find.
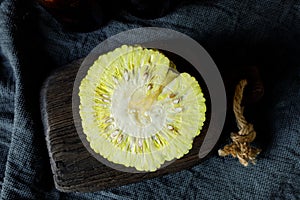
[0,0,299,199]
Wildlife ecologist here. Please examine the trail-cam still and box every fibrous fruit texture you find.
[79,45,206,172]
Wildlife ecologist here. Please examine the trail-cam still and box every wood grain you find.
[40,59,213,193]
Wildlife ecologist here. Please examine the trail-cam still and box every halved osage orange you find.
[79,45,206,172]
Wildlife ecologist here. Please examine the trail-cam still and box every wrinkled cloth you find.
[0,0,300,199]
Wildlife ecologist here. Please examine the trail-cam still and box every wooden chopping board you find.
[40,58,217,193]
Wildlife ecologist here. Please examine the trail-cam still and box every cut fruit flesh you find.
[79,45,206,172]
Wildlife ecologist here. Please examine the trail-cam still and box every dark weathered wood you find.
[40,59,214,193]
[40,57,263,192]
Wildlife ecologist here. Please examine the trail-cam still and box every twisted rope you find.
[218,79,261,166]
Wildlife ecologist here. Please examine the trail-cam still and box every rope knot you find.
[218,79,261,166]
[231,123,256,143]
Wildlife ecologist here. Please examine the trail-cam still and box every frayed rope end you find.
[219,79,262,167]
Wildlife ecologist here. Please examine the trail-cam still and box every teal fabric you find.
[0,0,300,199]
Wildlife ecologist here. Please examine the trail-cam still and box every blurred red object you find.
[37,0,122,32]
